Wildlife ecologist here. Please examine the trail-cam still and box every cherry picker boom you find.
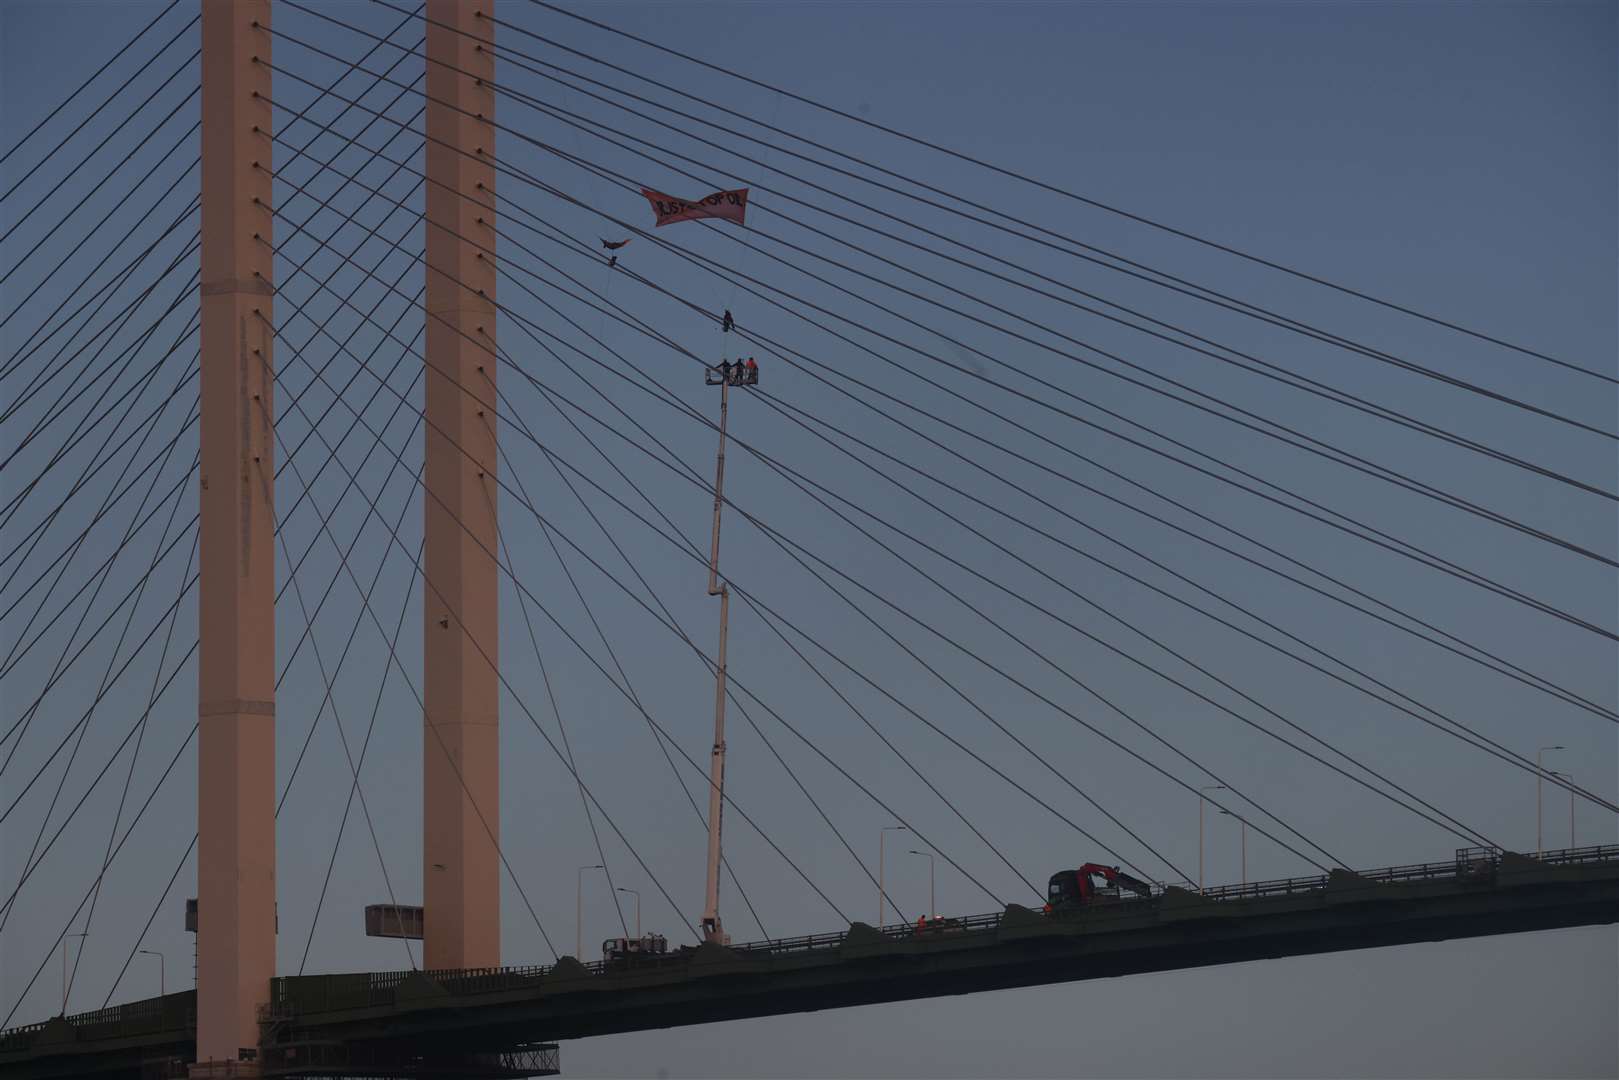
[698,355,759,944]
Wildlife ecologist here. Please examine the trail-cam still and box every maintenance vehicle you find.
[1045,862,1154,912]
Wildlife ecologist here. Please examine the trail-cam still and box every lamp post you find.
[577,864,604,959]
[616,888,641,938]
[1219,809,1247,886]
[908,850,936,919]
[878,825,908,925]
[1198,785,1226,892]
[1536,746,1565,853]
[1551,772,1575,850]
[138,949,166,997]
[61,932,87,1015]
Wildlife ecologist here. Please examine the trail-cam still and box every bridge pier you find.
[195,0,276,1073]
[422,0,501,972]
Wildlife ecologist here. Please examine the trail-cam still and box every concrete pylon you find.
[195,0,275,1071]
[422,0,500,972]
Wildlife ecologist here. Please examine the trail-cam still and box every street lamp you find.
[616,888,641,938]
[1219,809,1247,886]
[1536,746,1565,853]
[577,864,604,959]
[908,850,936,919]
[1551,772,1575,850]
[878,825,908,925]
[1198,786,1226,893]
[138,949,165,997]
[61,932,87,1015]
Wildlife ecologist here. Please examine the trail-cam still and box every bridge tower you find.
[196,0,276,1073]
[422,0,501,971]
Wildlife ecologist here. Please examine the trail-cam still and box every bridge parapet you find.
[684,941,768,977]
[997,902,1057,939]
[1157,885,1218,921]
[0,990,196,1054]
[5,844,1616,1076]
[1194,843,1619,904]
[241,843,1616,1028]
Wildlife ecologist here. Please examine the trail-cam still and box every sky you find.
[0,1,1615,1077]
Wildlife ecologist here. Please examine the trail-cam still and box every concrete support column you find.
[196,0,275,1069]
[422,0,500,971]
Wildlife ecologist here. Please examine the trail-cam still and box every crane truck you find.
[1045,863,1154,913]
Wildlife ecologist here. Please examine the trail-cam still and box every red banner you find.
[641,187,748,227]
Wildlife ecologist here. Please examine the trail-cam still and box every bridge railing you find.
[1196,873,1327,902]
[0,1022,49,1052]
[273,844,1619,1014]
[730,928,871,957]
[268,964,568,1016]
[727,910,1011,957]
[0,991,196,1052]
[270,916,1023,1016]
[1198,844,1619,903]
[1533,843,1619,865]
[15,844,1619,1047]
[1197,857,1479,901]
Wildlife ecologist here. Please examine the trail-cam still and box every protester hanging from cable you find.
[601,238,629,270]
[722,309,734,333]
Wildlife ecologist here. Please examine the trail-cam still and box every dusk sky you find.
[1,2,1614,1077]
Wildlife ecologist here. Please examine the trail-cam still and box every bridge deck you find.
[4,845,1616,1078]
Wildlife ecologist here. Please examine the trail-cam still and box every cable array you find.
[2,1,1612,1033]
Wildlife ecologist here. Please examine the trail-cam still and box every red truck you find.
[1045,863,1153,912]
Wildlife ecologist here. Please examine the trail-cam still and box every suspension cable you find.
[515,208,1616,724]
[0,13,196,207]
[222,109,1619,734]
[255,216,1339,885]
[247,69,1619,645]
[0,0,181,168]
[259,166,1223,887]
[254,133,1593,850]
[314,6,1618,481]
[517,0,1613,385]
